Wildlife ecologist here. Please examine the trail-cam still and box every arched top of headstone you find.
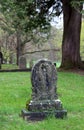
[31,59,58,100]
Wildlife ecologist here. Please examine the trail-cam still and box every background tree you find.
[61,0,84,69]
[0,0,51,64]
[0,0,84,69]
[37,0,84,69]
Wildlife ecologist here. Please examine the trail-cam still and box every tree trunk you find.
[16,30,22,65]
[61,1,84,69]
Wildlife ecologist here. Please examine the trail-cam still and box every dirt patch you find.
[71,69,84,76]
[58,68,84,76]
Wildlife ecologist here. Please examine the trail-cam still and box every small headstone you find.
[29,60,34,70]
[19,56,26,69]
[0,58,1,69]
[0,52,3,64]
[0,52,3,69]
[21,59,67,120]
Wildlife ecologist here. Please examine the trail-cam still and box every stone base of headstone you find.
[21,109,67,121]
[21,99,67,121]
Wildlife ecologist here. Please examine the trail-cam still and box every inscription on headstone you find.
[21,59,67,120]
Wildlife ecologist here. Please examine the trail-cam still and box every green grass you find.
[0,72,84,130]
[1,64,19,70]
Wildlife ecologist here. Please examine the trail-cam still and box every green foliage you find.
[0,72,84,130]
[0,0,62,38]
[71,0,84,6]
[0,0,50,33]
[71,0,84,14]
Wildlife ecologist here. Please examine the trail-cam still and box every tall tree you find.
[61,0,84,69]
[36,0,84,69]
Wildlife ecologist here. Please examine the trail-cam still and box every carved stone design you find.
[31,59,57,101]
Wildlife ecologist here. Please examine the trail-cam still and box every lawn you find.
[0,71,84,130]
[1,64,19,70]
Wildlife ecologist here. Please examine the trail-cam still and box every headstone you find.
[19,56,26,69]
[0,52,3,69]
[0,52,3,64]
[0,58,1,69]
[21,59,67,120]
[29,60,34,70]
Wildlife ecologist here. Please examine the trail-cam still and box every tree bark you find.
[61,1,84,69]
[16,30,22,65]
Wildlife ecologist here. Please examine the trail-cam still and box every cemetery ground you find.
[0,71,84,130]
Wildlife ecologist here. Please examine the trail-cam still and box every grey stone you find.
[19,56,26,69]
[31,59,58,101]
[21,59,67,120]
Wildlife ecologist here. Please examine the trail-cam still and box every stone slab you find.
[21,109,67,121]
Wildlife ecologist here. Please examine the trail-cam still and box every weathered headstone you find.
[21,59,67,120]
[0,52,3,64]
[0,52,3,69]
[0,58,1,69]
[29,60,34,70]
[19,56,26,69]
